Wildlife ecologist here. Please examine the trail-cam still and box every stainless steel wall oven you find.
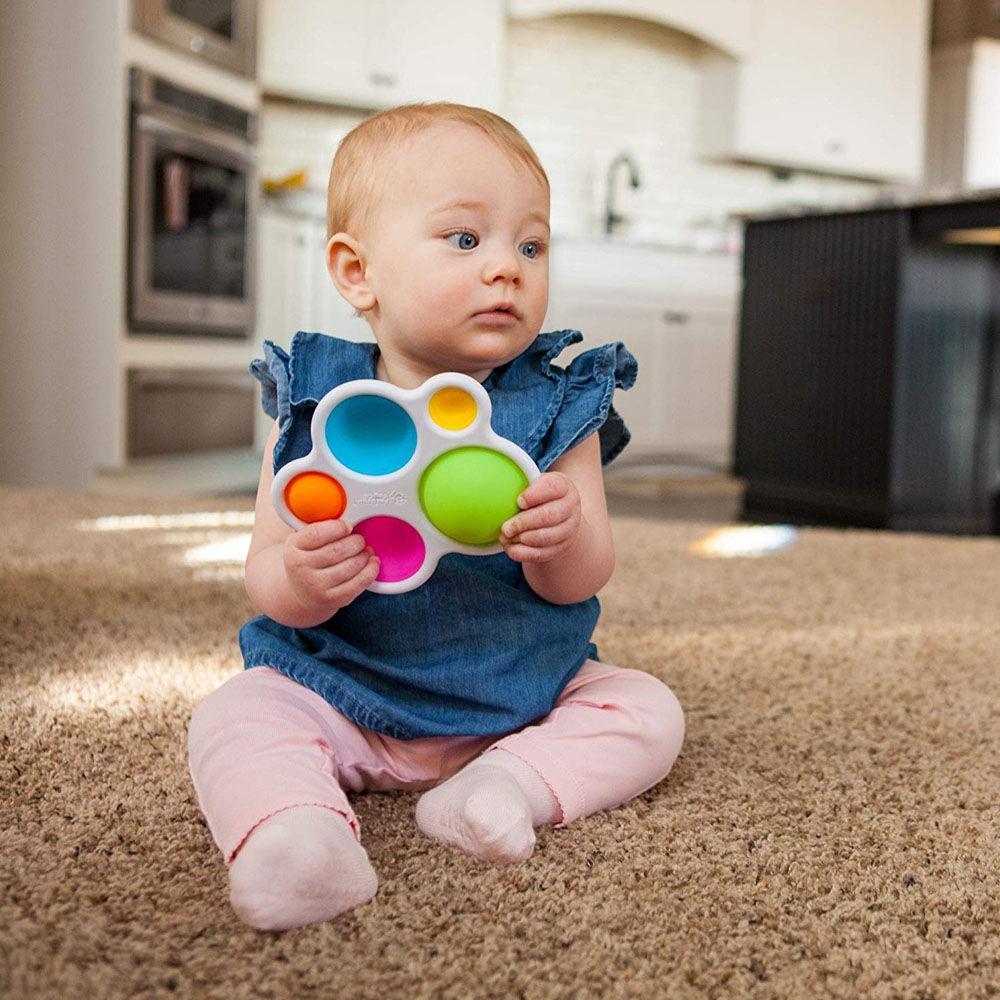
[132,0,256,78]
[128,67,256,337]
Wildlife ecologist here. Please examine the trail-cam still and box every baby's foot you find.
[414,753,559,864]
[228,805,377,931]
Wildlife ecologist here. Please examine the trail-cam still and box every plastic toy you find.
[272,371,540,594]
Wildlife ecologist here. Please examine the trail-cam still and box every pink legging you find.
[188,659,685,864]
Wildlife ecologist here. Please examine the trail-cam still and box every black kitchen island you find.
[734,191,1000,535]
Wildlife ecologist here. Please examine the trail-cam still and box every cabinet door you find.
[966,40,1000,188]
[926,39,1000,189]
[813,0,928,181]
[259,0,504,111]
[659,305,737,461]
[732,0,832,170]
[258,1,373,107]
[256,210,318,346]
[705,0,929,181]
[545,294,738,461]
[366,0,504,111]
[542,301,667,457]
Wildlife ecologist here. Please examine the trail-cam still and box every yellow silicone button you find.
[428,387,477,431]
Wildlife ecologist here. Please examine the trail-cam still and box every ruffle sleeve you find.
[529,330,638,472]
[248,331,382,473]
[248,340,292,426]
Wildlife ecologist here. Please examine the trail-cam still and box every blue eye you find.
[446,231,478,250]
[520,241,542,259]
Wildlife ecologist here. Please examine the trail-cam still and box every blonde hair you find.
[326,102,549,240]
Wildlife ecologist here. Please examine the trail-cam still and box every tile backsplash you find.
[258,13,882,245]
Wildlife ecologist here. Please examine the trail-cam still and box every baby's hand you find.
[499,471,582,564]
[283,519,380,615]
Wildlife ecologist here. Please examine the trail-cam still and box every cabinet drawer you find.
[127,368,256,458]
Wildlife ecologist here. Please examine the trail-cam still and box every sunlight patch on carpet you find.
[690,524,798,558]
[76,511,255,532]
[37,658,229,719]
[182,534,252,568]
[75,513,254,582]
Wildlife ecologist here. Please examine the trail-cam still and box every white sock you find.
[228,805,378,931]
[414,749,561,864]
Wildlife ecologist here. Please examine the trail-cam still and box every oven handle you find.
[135,111,255,163]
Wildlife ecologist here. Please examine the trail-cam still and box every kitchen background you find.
[2,0,997,532]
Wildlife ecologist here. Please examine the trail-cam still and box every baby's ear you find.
[327,233,376,313]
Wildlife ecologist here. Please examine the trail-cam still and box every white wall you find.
[256,13,879,248]
[0,3,125,490]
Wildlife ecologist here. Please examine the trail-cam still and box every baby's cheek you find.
[437,281,474,320]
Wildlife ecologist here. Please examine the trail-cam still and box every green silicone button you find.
[419,446,528,546]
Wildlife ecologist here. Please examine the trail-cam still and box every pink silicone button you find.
[354,516,426,583]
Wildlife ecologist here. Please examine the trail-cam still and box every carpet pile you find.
[2,487,997,998]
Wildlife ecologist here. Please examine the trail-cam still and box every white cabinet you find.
[258,0,505,112]
[544,283,739,463]
[927,39,1000,190]
[544,301,669,457]
[258,3,369,107]
[700,0,930,182]
[545,240,740,462]
[658,303,737,459]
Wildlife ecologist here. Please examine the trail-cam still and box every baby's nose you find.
[483,251,521,283]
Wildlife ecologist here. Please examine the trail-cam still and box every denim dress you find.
[239,329,638,740]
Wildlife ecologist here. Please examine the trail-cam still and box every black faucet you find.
[605,153,641,235]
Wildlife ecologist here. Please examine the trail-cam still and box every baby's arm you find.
[500,432,615,604]
[244,422,381,627]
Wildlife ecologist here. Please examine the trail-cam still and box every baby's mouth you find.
[474,304,519,319]
[471,309,519,326]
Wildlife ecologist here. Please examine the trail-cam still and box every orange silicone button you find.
[284,471,347,523]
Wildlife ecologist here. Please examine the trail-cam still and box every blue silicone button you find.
[325,395,418,476]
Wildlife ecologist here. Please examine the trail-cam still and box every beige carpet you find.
[2,485,998,999]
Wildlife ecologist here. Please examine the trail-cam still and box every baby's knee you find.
[611,670,686,771]
[188,667,276,756]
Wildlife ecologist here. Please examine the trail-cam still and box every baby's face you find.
[360,123,550,382]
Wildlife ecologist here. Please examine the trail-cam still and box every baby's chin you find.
[467,322,543,348]
[381,325,541,377]
[468,338,539,371]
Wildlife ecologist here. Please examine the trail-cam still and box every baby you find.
[188,102,685,932]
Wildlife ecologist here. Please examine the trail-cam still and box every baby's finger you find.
[331,554,382,601]
[322,550,379,593]
[305,531,369,568]
[294,519,352,550]
[517,472,570,509]
[502,539,562,563]
[508,520,575,549]
[501,499,570,538]
[343,555,383,598]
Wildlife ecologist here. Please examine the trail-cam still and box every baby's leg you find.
[415,660,684,863]
[187,667,378,931]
